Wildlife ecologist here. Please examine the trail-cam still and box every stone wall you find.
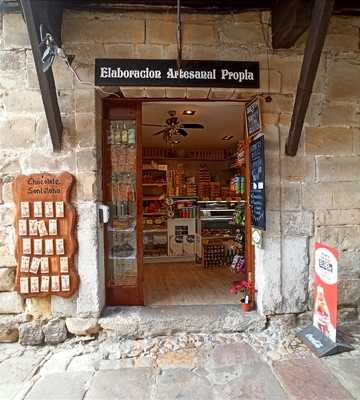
[0,8,359,320]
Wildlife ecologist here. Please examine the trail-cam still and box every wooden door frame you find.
[101,96,255,306]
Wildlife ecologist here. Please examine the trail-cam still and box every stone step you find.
[99,305,266,339]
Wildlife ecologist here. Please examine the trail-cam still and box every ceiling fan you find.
[142,111,204,143]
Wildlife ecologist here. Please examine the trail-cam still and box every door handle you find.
[98,204,110,224]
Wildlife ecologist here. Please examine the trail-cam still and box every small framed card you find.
[45,239,54,255]
[33,201,43,218]
[20,202,30,218]
[29,220,38,236]
[60,257,69,273]
[20,277,29,294]
[20,256,30,272]
[30,276,39,293]
[61,275,70,292]
[37,220,48,237]
[23,238,31,255]
[55,202,64,218]
[41,276,50,292]
[30,257,41,274]
[49,219,57,236]
[44,202,54,218]
[55,238,65,255]
[40,257,49,274]
[51,275,60,292]
[33,239,43,255]
[19,220,27,236]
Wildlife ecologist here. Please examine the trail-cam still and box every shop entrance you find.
[102,99,253,306]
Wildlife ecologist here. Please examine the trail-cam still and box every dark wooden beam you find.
[285,0,335,156]
[271,0,313,49]
[19,0,64,152]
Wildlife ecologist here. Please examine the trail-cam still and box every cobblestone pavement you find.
[0,318,359,400]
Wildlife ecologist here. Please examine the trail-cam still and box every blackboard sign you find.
[250,135,266,230]
[95,59,260,88]
[246,98,262,137]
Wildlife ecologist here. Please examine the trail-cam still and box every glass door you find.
[103,101,143,305]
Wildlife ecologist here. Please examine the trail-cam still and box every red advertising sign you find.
[313,243,338,343]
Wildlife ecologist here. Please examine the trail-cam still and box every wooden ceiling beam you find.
[20,0,64,152]
[285,0,335,156]
[271,0,313,49]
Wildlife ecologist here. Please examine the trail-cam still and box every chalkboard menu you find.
[245,98,262,138]
[250,135,266,230]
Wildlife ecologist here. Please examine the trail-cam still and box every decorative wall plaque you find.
[13,172,79,298]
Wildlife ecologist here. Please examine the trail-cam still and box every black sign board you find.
[246,98,262,137]
[250,135,266,230]
[297,325,353,358]
[95,59,260,88]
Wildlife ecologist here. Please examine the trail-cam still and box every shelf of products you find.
[106,119,138,287]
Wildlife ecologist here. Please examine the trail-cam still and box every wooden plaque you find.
[13,172,79,298]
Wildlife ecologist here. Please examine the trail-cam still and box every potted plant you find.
[229,279,256,312]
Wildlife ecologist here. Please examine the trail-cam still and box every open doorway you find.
[141,101,248,305]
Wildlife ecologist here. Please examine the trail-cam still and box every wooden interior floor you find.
[144,262,239,305]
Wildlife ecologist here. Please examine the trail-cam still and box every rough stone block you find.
[183,23,217,45]
[77,202,98,232]
[19,320,44,346]
[0,50,26,71]
[281,183,301,210]
[76,173,98,201]
[0,267,15,291]
[273,358,353,400]
[281,156,315,182]
[165,88,187,98]
[120,87,146,98]
[219,22,264,46]
[0,324,19,343]
[25,297,51,318]
[186,45,217,60]
[25,371,92,400]
[281,211,314,236]
[146,19,176,44]
[302,183,333,210]
[317,156,360,182]
[328,59,360,100]
[43,318,68,345]
[186,88,210,99]
[75,89,95,113]
[0,117,36,148]
[261,94,294,114]
[333,182,360,209]
[3,13,30,49]
[75,113,96,148]
[63,17,145,44]
[143,87,165,98]
[76,149,97,172]
[320,101,358,126]
[305,127,353,155]
[3,89,44,113]
[280,236,308,313]
[338,279,360,306]
[105,43,135,58]
[65,317,99,336]
[0,292,24,314]
[20,150,76,175]
[254,238,282,315]
[209,88,235,100]
[315,209,360,226]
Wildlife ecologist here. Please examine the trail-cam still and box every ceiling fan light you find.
[183,110,196,115]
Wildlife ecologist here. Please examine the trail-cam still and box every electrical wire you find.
[58,50,122,98]
[176,0,182,71]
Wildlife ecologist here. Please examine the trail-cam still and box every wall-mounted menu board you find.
[245,97,262,138]
[12,172,79,298]
[250,135,266,231]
